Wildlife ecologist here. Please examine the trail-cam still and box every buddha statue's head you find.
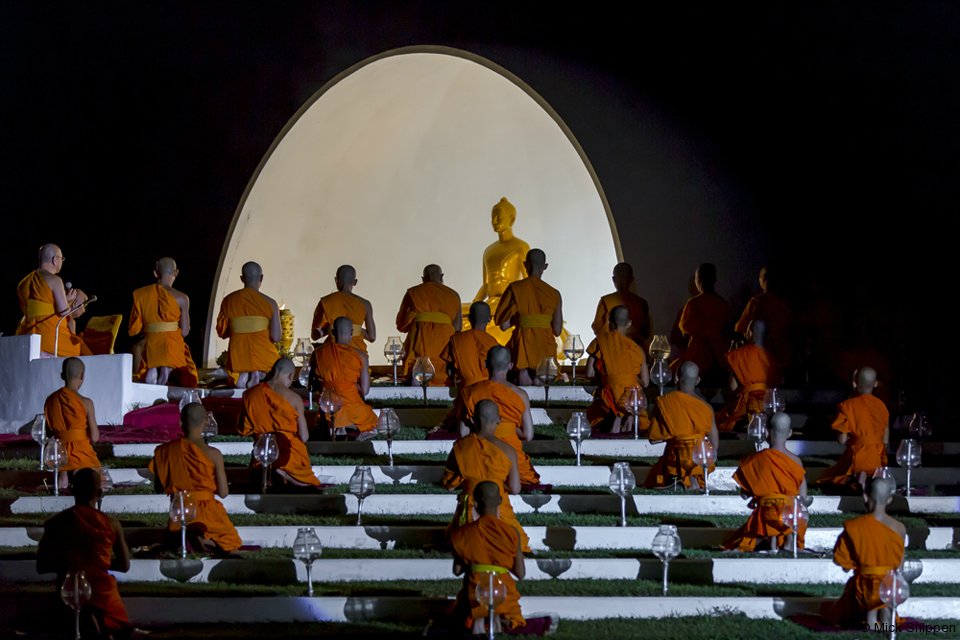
[491,197,517,234]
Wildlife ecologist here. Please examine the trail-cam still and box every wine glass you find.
[779,496,809,557]
[30,414,46,470]
[536,357,559,406]
[179,389,201,412]
[896,438,921,497]
[293,338,314,367]
[651,524,682,595]
[202,411,219,443]
[649,335,671,361]
[348,466,376,526]
[384,336,404,386]
[691,437,716,495]
[618,386,647,439]
[474,571,507,640]
[747,413,768,451]
[253,433,280,493]
[879,568,909,636]
[376,408,402,467]
[292,527,323,596]
[43,437,66,496]
[412,356,435,406]
[763,388,785,415]
[60,570,92,640]
[563,334,585,384]
[319,389,343,436]
[169,490,197,559]
[607,462,636,527]
[649,358,671,396]
[566,412,591,466]
[98,467,114,511]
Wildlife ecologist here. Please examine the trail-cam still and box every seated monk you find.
[458,346,540,488]
[442,301,499,391]
[591,263,652,348]
[37,468,132,637]
[585,305,651,434]
[673,263,731,384]
[311,264,375,354]
[723,412,808,552]
[44,357,101,491]
[734,266,792,372]
[443,399,530,553]
[216,261,282,389]
[494,249,562,386]
[16,243,90,356]
[310,316,378,439]
[239,358,321,488]
[818,367,889,491]
[149,402,242,555]
[128,257,198,386]
[643,362,719,490]
[716,320,781,432]
[396,264,462,386]
[823,477,906,630]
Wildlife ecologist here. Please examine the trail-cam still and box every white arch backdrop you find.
[206,47,621,366]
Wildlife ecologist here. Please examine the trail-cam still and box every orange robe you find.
[460,380,540,486]
[311,342,378,432]
[723,448,807,551]
[716,344,780,432]
[442,433,530,553]
[585,332,647,427]
[239,383,320,486]
[441,329,499,389]
[494,277,560,370]
[818,394,889,487]
[128,284,198,387]
[675,292,731,376]
[311,291,368,354]
[37,505,128,630]
[450,515,525,630]
[43,388,101,471]
[643,390,715,488]
[591,290,652,346]
[396,282,461,386]
[824,515,905,629]
[16,270,87,356]
[149,438,242,552]
[735,292,792,370]
[216,288,279,376]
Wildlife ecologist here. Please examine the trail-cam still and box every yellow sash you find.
[519,314,552,329]
[230,316,269,333]
[471,564,508,574]
[757,493,790,507]
[352,323,362,337]
[145,321,179,333]
[26,299,55,318]
[859,565,896,577]
[414,311,452,325]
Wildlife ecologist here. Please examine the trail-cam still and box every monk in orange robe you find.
[16,243,90,356]
[734,266,792,372]
[216,261,282,389]
[824,477,905,630]
[716,320,781,432]
[643,362,719,489]
[494,249,562,386]
[818,367,889,490]
[311,264,375,354]
[396,264,462,386]
[724,412,808,552]
[459,346,539,487]
[674,263,731,383]
[451,480,526,634]
[149,402,242,553]
[443,399,530,553]
[128,257,198,387]
[441,302,499,390]
[592,262,652,348]
[44,358,101,491]
[311,316,378,439]
[239,358,321,487]
[585,305,650,433]
[37,468,132,635]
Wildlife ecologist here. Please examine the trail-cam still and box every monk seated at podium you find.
[585,305,650,434]
[396,264,462,386]
[310,316,378,440]
[723,412,809,552]
[239,358,322,489]
[716,320,780,432]
[642,362,718,490]
[44,357,102,492]
[216,261,282,389]
[823,477,905,630]
[149,402,242,555]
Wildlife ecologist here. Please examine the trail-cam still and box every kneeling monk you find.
[216,261,282,389]
[239,358,321,487]
[44,357,101,491]
[395,264,462,386]
[585,305,650,434]
[723,412,808,552]
[150,402,242,554]
[716,320,780,432]
[310,316,378,438]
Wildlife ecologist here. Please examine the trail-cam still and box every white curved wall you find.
[207,50,619,365]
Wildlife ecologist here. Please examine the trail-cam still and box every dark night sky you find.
[1,2,957,417]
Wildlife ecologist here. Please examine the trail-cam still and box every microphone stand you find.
[54,296,96,357]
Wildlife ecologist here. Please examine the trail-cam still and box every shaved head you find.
[695,263,717,292]
[609,305,631,329]
[422,264,443,283]
[469,301,491,328]
[867,477,896,506]
[525,249,546,270]
[486,345,512,374]
[180,401,207,434]
[678,361,699,390]
[241,261,263,282]
[39,243,61,263]
[72,467,102,504]
[270,357,295,377]
[472,480,502,515]
[336,265,356,284]
[612,262,634,290]
[856,367,878,393]
[61,357,84,381]
[769,412,792,442]
[155,257,177,276]
[333,316,353,343]
[475,399,500,434]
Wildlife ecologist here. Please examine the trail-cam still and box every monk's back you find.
[843,515,904,567]
[680,292,730,337]
[463,380,525,426]
[727,344,778,385]
[651,391,714,440]
[151,438,217,494]
[840,395,888,443]
[506,278,559,315]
